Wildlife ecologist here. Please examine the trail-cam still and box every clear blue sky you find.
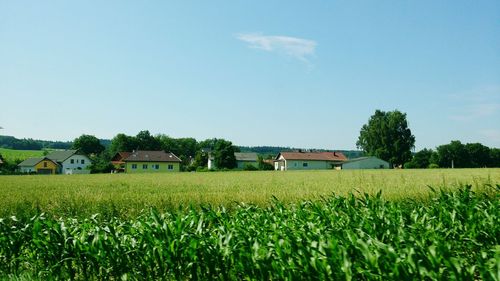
[1,1,499,150]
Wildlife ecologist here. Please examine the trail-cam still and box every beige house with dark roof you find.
[274,151,347,171]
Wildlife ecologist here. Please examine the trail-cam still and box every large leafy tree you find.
[136,130,161,151]
[490,148,500,167]
[213,139,237,169]
[435,140,470,168]
[72,134,105,156]
[110,133,138,155]
[356,110,415,167]
[465,143,491,167]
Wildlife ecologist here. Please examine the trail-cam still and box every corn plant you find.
[0,185,498,280]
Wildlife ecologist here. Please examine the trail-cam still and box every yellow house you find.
[123,150,182,173]
[18,157,59,174]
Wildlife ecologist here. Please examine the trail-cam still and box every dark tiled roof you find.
[18,157,45,167]
[277,152,347,162]
[124,150,181,163]
[235,152,258,162]
[46,150,79,162]
[18,157,59,167]
[344,156,388,164]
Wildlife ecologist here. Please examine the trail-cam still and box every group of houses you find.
[17,150,92,174]
[17,149,390,175]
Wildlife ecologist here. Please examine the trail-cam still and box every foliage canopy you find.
[357,110,415,167]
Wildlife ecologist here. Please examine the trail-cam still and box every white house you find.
[340,157,390,169]
[274,151,347,171]
[46,150,92,174]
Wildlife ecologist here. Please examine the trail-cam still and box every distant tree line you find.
[405,141,500,168]
[0,135,72,150]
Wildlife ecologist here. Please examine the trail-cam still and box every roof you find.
[111,152,132,164]
[18,157,59,167]
[124,150,181,163]
[45,150,80,162]
[18,157,45,167]
[344,156,389,164]
[276,151,347,162]
[235,152,258,162]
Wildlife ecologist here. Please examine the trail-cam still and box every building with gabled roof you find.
[45,150,91,174]
[274,151,347,171]
[340,156,390,169]
[235,152,258,169]
[123,150,182,173]
[17,157,59,174]
[110,152,132,172]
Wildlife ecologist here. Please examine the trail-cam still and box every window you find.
[132,164,137,169]
[168,164,174,170]
[151,164,159,170]
[81,159,85,164]
[70,159,74,164]
[43,162,48,168]
[143,164,148,169]
[303,162,308,167]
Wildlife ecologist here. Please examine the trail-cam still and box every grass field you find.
[0,168,498,219]
[0,169,498,280]
[0,148,45,162]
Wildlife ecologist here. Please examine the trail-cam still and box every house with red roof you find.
[274,151,347,171]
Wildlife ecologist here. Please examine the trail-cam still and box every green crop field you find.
[0,169,498,218]
[0,148,45,162]
[0,169,499,279]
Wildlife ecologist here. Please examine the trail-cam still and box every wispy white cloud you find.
[479,129,500,144]
[449,103,500,121]
[236,33,317,63]
[448,85,500,122]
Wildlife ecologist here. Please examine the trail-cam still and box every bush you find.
[243,163,258,171]
[428,163,439,169]
[403,162,417,169]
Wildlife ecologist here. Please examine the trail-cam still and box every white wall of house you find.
[342,157,390,169]
[61,155,92,174]
[286,160,330,170]
[19,166,35,173]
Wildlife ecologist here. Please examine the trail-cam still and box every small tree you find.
[356,110,415,167]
